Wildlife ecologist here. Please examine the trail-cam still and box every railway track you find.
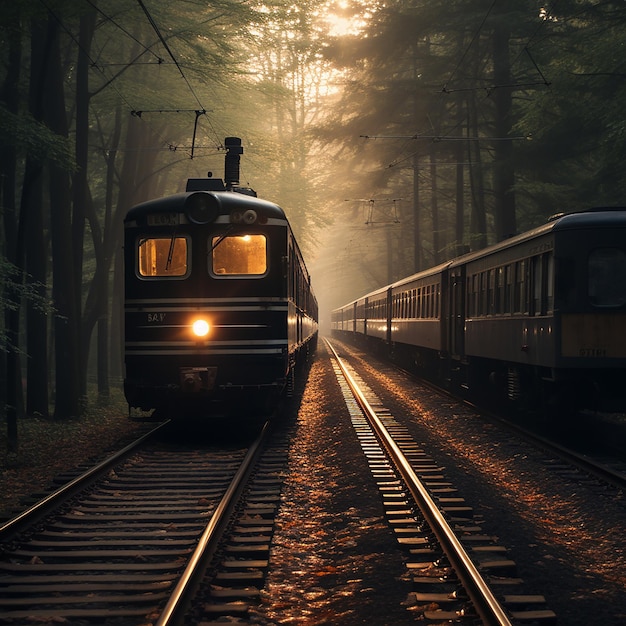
[0,419,271,624]
[337,337,626,494]
[326,338,557,625]
[487,410,626,493]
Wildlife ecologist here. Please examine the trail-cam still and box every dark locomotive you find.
[332,208,626,416]
[124,138,318,418]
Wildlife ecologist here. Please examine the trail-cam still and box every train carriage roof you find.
[332,207,626,312]
[390,260,454,291]
[448,206,626,269]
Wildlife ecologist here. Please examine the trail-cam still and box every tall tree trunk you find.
[492,15,516,241]
[455,94,465,256]
[106,108,124,382]
[412,152,421,271]
[24,15,50,417]
[96,106,123,401]
[44,16,82,419]
[0,3,22,449]
[429,145,440,265]
[467,91,487,250]
[73,7,97,402]
[25,171,49,417]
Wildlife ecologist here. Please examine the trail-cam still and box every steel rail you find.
[0,420,170,539]
[481,411,626,491]
[354,339,626,492]
[326,338,513,626]
[156,420,270,626]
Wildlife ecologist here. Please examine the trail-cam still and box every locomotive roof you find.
[125,190,287,223]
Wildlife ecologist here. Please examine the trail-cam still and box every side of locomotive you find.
[123,145,318,418]
[332,208,626,414]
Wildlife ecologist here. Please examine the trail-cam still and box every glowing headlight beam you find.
[192,319,210,337]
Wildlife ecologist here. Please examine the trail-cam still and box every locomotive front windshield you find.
[211,234,267,276]
[588,247,626,307]
[138,236,188,277]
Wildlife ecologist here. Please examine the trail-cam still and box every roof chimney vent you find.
[224,137,243,190]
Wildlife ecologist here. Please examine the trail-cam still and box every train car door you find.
[448,266,465,358]
[386,287,392,345]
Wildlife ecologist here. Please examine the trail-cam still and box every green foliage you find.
[0,102,76,171]
[515,1,626,208]
[0,257,54,351]
[0,104,75,170]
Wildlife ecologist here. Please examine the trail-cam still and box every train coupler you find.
[180,367,218,393]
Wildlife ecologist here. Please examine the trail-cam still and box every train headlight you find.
[184,192,219,224]
[192,319,210,338]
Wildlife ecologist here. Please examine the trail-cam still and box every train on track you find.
[332,207,626,416]
[124,138,318,418]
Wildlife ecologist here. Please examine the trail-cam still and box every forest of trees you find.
[2,0,626,447]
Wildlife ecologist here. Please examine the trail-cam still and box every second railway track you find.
[0,420,270,624]
[326,338,557,625]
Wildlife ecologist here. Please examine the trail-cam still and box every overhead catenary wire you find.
[441,0,498,94]
[135,0,224,156]
[86,0,164,65]
[39,0,215,159]
[136,0,205,112]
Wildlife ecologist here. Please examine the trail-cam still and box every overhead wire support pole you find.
[191,110,206,159]
[361,134,531,141]
[131,109,208,116]
[130,109,209,157]
[135,0,203,106]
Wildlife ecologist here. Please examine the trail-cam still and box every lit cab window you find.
[212,234,267,276]
[138,237,189,277]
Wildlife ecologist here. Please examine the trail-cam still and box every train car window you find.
[467,274,477,317]
[546,253,554,313]
[504,265,513,314]
[138,236,189,277]
[532,256,543,315]
[495,267,504,315]
[211,234,267,276]
[589,248,626,306]
[487,270,495,315]
[472,276,478,316]
[514,260,528,314]
[480,272,487,316]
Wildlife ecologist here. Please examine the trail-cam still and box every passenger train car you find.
[332,208,626,415]
[124,138,318,418]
